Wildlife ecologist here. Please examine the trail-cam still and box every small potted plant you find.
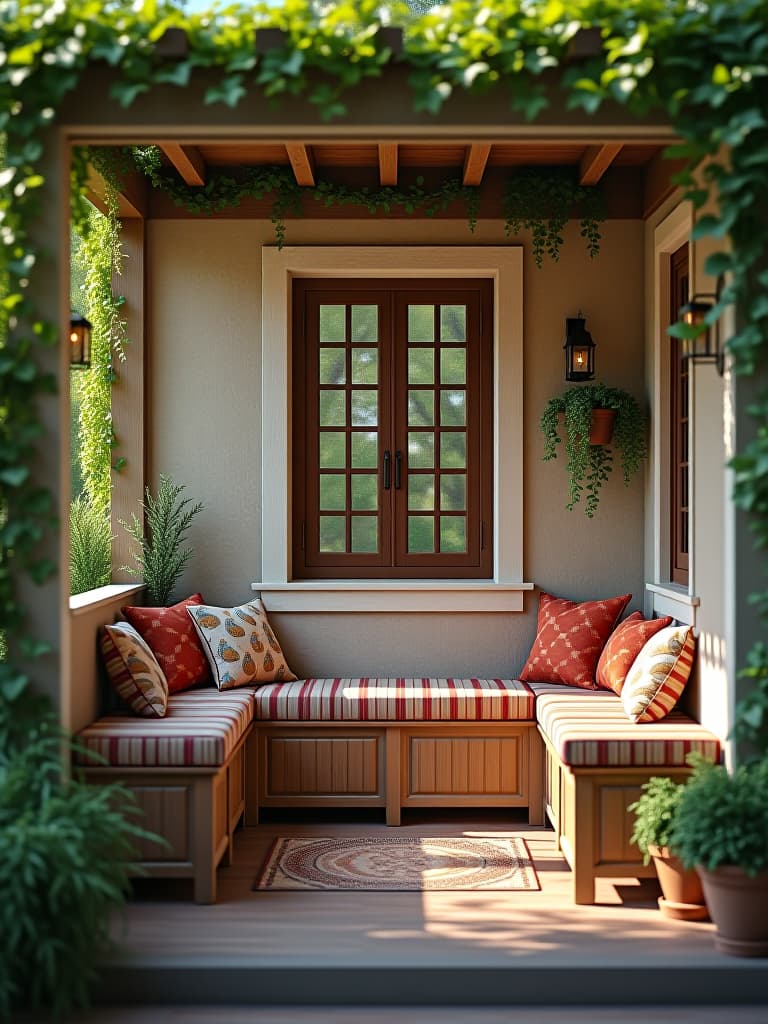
[671,756,768,956]
[629,776,708,920]
[540,382,647,517]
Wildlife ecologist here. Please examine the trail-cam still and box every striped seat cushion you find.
[254,678,535,721]
[74,687,256,767]
[529,682,721,767]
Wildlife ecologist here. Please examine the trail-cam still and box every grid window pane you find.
[408,305,434,343]
[408,474,435,511]
[440,516,466,552]
[319,432,346,468]
[440,348,466,385]
[351,348,378,385]
[319,474,346,510]
[440,390,466,427]
[408,431,435,469]
[440,304,466,342]
[440,475,466,512]
[408,515,434,553]
[351,305,378,343]
[319,515,346,552]
[351,390,377,427]
[408,349,434,385]
[319,305,346,343]
[351,516,378,553]
[319,348,346,385]
[351,474,378,511]
[351,431,377,468]
[408,389,435,427]
[319,390,346,427]
[440,433,466,469]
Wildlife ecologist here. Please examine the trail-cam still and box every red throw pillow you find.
[519,591,631,690]
[122,594,210,694]
[596,612,673,695]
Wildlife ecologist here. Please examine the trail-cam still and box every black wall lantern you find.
[678,275,725,375]
[564,312,596,382]
[69,312,91,368]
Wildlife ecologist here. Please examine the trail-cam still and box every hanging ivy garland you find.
[2,0,768,736]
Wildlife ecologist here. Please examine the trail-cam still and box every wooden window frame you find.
[669,242,690,586]
[292,278,493,580]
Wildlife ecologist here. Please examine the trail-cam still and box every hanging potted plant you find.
[540,383,647,517]
[671,756,768,956]
[629,776,708,921]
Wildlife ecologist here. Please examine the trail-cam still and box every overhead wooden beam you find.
[462,144,492,187]
[378,144,398,186]
[160,143,206,186]
[86,165,148,220]
[579,143,623,185]
[285,144,315,187]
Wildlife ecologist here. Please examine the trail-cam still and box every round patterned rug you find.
[254,836,539,891]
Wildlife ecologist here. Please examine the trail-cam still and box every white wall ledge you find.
[69,583,144,616]
[646,582,699,625]
[253,580,534,613]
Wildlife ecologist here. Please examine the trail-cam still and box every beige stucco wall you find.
[147,217,646,678]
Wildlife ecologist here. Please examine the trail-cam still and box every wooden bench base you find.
[541,726,692,904]
[245,721,544,828]
[83,727,250,904]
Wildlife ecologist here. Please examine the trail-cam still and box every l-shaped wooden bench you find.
[76,676,721,904]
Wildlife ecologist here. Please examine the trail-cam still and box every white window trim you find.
[648,203,698,626]
[257,245,531,612]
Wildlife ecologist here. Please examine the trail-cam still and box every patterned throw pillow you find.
[596,612,673,695]
[621,624,696,723]
[187,599,297,690]
[122,594,210,694]
[519,591,631,690]
[100,621,168,717]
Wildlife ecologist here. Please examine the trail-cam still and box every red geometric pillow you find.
[596,612,673,695]
[122,593,210,694]
[519,590,631,690]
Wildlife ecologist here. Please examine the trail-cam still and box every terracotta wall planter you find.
[588,408,616,445]
[697,865,768,956]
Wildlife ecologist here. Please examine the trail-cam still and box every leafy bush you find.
[671,756,768,877]
[629,775,686,863]
[69,494,112,596]
[121,474,204,606]
[0,714,147,1019]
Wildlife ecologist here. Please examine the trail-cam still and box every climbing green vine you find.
[1,0,768,737]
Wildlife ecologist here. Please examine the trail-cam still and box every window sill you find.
[645,582,699,625]
[253,580,534,613]
[69,583,144,616]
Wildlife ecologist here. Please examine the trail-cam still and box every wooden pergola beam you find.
[160,143,206,186]
[462,144,492,187]
[86,165,147,219]
[285,144,315,187]
[378,143,398,186]
[579,143,623,185]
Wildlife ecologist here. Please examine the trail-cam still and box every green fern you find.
[69,495,112,596]
[120,475,204,606]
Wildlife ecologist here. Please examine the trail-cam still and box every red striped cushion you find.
[254,678,535,722]
[74,687,255,767]
[531,683,720,767]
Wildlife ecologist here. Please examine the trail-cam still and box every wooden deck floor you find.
[98,811,768,1008]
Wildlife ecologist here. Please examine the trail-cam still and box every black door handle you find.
[383,450,391,490]
[395,450,402,490]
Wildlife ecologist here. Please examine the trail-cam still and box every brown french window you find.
[669,242,689,585]
[292,278,494,579]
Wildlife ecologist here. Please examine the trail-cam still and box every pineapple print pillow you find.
[187,599,297,690]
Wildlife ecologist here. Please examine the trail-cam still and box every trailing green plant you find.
[69,493,112,596]
[629,775,686,864]
[671,755,768,877]
[731,642,768,761]
[540,383,647,517]
[120,474,204,605]
[0,711,149,1019]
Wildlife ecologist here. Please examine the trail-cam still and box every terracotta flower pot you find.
[588,408,616,445]
[697,865,768,957]
[648,845,709,921]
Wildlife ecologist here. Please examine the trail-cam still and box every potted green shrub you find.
[671,756,768,956]
[629,776,708,920]
[540,383,647,517]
